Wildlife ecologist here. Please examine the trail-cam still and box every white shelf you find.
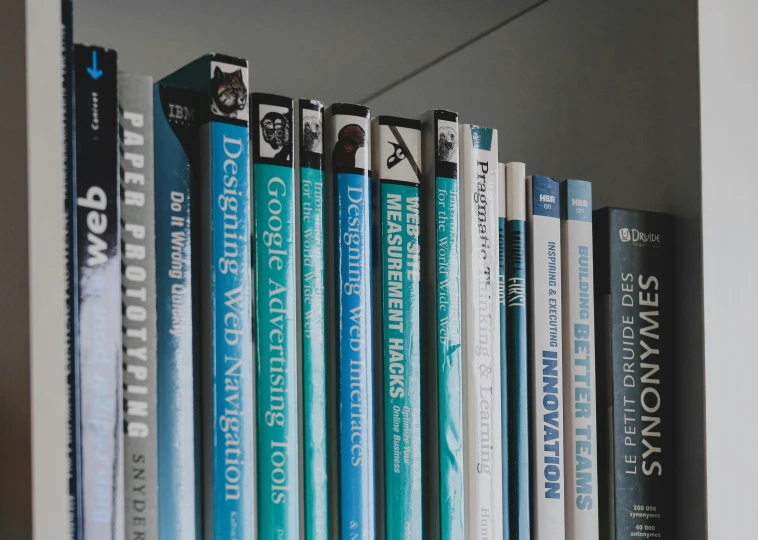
[7,0,758,537]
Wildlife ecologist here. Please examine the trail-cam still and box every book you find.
[459,124,502,540]
[294,99,329,540]
[560,180,599,540]
[119,72,157,540]
[324,103,376,539]
[497,163,510,535]
[505,162,530,540]
[73,44,124,539]
[593,208,672,540]
[250,93,300,538]
[62,2,81,538]
[154,83,203,539]
[162,54,255,540]
[527,175,565,540]
[419,109,464,540]
[371,116,423,540]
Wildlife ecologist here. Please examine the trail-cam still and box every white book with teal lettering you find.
[459,124,502,540]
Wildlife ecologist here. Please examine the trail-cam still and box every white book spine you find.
[527,175,566,540]
[460,124,502,540]
[560,180,599,540]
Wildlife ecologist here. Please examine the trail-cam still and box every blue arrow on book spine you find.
[86,50,103,80]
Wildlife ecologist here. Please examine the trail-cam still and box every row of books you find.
[63,32,672,540]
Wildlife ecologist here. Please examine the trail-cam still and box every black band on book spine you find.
[380,178,419,187]
[211,53,247,68]
[377,116,421,130]
[434,109,458,123]
[300,151,323,171]
[331,103,370,118]
[250,93,294,166]
[334,166,370,176]
[299,98,323,112]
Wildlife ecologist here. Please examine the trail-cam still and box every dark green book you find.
[593,208,673,539]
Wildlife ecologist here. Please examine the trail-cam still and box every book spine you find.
[154,84,202,540]
[197,58,254,540]
[420,110,464,540]
[74,44,124,540]
[372,117,423,540]
[250,93,300,538]
[459,124,501,540]
[505,163,530,540]
[497,164,510,537]
[119,73,157,540]
[325,104,376,539]
[527,175,565,540]
[295,99,329,540]
[594,209,673,539]
[560,181,599,540]
[62,2,81,538]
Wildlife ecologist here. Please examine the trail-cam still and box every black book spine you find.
[74,44,124,540]
[593,208,673,539]
[62,2,81,539]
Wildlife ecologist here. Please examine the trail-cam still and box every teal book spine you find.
[505,163,530,540]
[325,103,376,540]
[250,93,300,539]
[420,110,464,540]
[295,99,329,540]
[497,164,510,537]
[154,83,203,540]
[372,116,423,540]
[162,54,254,540]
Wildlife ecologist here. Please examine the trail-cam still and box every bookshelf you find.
[1,0,754,537]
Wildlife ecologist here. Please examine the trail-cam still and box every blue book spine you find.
[250,93,300,539]
[62,2,81,538]
[326,104,376,539]
[154,84,203,540]
[505,163,530,540]
[162,54,254,540]
[73,44,124,540]
[497,165,510,538]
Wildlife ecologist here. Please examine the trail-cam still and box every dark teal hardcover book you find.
[593,208,673,540]
[505,163,530,540]
[295,99,330,540]
[372,116,423,540]
[419,109,464,540]
[154,83,203,540]
[162,54,254,540]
